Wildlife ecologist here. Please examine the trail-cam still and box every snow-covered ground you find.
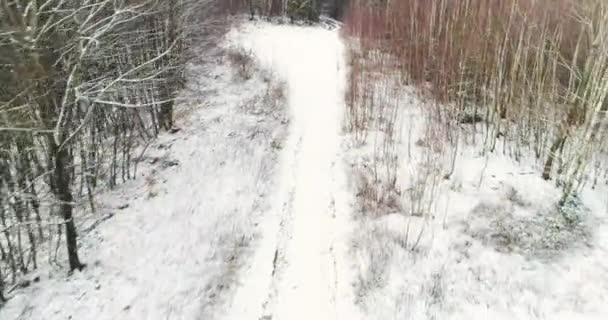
[0,25,290,319]
[1,20,363,320]
[2,19,608,320]
[344,49,608,319]
[223,23,362,320]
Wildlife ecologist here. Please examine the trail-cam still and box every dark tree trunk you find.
[330,0,348,19]
[159,99,174,130]
[158,0,179,130]
[0,264,6,303]
[50,141,84,272]
[248,0,255,19]
[270,0,283,16]
[542,134,567,180]
[0,240,6,261]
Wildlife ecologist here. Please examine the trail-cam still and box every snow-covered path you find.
[227,24,360,320]
[0,22,362,320]
[270,29,341,319]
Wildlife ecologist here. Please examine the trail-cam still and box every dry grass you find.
[227,48,256,81]
[343,0,608,201]
[347,52,404,215]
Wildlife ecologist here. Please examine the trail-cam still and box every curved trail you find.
[226,24,361,320]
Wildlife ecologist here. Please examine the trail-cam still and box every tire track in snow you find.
[265,26,345,320]
[225,23,363,320]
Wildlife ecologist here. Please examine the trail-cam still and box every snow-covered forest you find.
[1,0,607,319]
[0,0,218,297]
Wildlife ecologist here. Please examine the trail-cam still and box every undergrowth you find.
[343,0,608,205]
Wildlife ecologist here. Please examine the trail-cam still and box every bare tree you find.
[0,0,219,295]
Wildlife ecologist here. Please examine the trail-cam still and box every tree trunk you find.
[270,0,283,16]
[159,99,174,130]
[542,133,567,180]
[158,0,180,131]
[51,141,84,272]
[249,0,255,19]
[0,264,6,303]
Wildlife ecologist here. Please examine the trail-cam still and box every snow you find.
[2,18,608,320]
[1,20,363,320]
[224,22,362,320]
[344,48,608,319]
[0,29,289,320]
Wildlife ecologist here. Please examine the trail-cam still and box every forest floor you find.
[2,19,608,320]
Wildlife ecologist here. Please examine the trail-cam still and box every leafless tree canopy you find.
[343,0,608,205]
[0,0,217,300]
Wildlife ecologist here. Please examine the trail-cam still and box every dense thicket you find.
[343,0,608,203]
[0,0,216,301]
[226,0,348,20]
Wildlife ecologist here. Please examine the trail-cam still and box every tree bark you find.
[0,264,6,302]
[158,0,179,130]
[159,99,175,130]
[542,133,567,180]
[50,141,84,272]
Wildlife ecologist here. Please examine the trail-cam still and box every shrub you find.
[287,0,320,22]
[224,0,325,21]
[343,0,608,200]
[227,48,256,80]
